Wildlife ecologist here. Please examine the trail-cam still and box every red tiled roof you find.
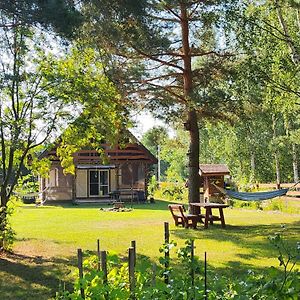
[199,164,230,175]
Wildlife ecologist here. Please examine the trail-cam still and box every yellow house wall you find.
[76,169,88,198]
[110,168,117,191]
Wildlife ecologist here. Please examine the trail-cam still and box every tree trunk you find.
[250,151,256,183]
[275,153,281,189]
[284,118,299,184]
[180,3,200,207]
[188,109,200,205]
[272,115,281,189]
[292,143,299,183]
[0,190,9,251]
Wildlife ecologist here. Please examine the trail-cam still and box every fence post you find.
[129,247,135,299]
[77,248,85,299]
[152,263,157,287]
[190,240,195,294]
[97,239,101,271]
[131,240,136,266]
[204,251,207,300]
[101,251,108,283]
[101,250,108,300]
[164,222,170,284]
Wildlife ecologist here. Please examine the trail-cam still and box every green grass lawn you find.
[0,199,299,299]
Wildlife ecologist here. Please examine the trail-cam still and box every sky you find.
[130,111,176,141]
[130,111,166,139]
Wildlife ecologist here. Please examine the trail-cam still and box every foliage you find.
[0,0,82,39]
[153,181,188,202]
[147,175,159,198]
[41,46,127,175]
[161,183,185,202]
[141,126,168,156]
[0,204,15,251]
[230,0,300,185]
[0,7,124,249]
[0,1,82,249]
[141,126,169,181]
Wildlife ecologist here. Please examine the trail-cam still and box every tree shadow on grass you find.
[171,220,300,267]
[0,252,76,300]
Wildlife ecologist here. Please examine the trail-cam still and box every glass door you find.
[99,170,109,196]
[89,170,110,197]
[89,170,99,196]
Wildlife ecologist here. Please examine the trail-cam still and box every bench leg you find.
[192,219,197,229]
[174,217,179,226]
[184,220,189,228]
[219,208,226,228]
[204,208,209,229]
[208,208,214,225]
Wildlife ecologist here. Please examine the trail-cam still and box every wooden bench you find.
[168,204,200,229]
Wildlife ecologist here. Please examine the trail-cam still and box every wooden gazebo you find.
[199,164,230,202]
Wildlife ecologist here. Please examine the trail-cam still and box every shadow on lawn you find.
[171,220,300,266]
[0,252,76,300]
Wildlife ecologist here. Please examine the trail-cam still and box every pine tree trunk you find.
[180,3,200,207]
[188,109,200,205]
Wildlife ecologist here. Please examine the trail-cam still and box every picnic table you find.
[189,203,229,229]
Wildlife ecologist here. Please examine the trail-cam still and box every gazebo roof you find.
[199,164,230,176]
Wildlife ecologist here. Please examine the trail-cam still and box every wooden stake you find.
[164,222,170,244]
[77,249,85,299]
[164,222,170,284]
[131,240,136,266]
[101,250,108,300]
[101,251,107,284]
[97,239,101,271]
[129,247,135,299]
[204,251,207,300]
[190,240,195,290]
[152,263,157,286]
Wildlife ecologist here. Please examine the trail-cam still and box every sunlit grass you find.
[11,201,299,265]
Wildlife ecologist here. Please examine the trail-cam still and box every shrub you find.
[0,204,16,251]
[56,232,299,299]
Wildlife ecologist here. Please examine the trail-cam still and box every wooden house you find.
[199,164,230,202]
[39,136,157,203]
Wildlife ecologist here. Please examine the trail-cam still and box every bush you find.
[154,181,187,202]
[0,205,16,251]
[56,232,299,300]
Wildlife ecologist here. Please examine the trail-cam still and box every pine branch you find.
[146,14,180,23]
[164,4,181,21]
[131,46,184,71]
[145,81,186,103]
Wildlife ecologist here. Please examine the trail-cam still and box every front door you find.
[89,170,109,197]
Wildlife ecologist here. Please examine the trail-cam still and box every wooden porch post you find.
[72,172,76,202]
